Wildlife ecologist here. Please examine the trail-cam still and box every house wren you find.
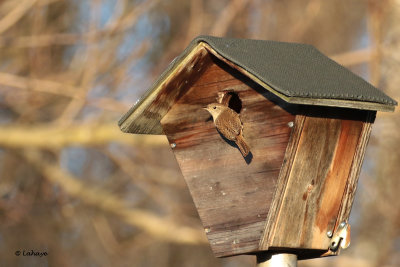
[203,103,250,156]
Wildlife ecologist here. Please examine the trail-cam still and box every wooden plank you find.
[264,108,367,251]
[259,114,306,250]
[322,111,375,257]
[334,111,375,229]
[120,43,212,134]
[161,55,295,257]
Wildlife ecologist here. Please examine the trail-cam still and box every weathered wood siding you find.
[261,108,375,254]
[161,55,295,257]
[120,44,211,134]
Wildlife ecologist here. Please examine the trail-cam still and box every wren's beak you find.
[202,106,212,121]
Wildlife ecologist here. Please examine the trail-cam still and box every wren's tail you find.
[235,134,250,157]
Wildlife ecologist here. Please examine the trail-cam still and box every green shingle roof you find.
[193,35,396,108]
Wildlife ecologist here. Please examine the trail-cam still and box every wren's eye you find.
[213,106,216,109]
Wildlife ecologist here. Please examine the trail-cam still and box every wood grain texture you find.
[161,55,295,257]
[264,108,368,251]
[260,114,306,249]
[334,111,375,230]
[120,44,212,134]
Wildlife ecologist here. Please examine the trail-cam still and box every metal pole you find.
[256,253,297,267]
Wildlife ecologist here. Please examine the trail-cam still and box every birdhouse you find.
[119,36,397,260]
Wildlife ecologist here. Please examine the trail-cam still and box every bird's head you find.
[202,103,226,119]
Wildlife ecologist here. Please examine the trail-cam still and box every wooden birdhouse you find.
[119,36,397,260]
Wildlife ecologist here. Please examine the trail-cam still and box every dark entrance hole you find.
[219,90,242,114]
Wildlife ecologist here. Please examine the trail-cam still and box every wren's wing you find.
[215,109,242,141]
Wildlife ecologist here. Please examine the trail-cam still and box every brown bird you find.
[203,103,250,156]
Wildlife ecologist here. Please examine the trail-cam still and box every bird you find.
[203,103,250,156]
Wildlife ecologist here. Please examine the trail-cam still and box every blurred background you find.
[0,0,399,266]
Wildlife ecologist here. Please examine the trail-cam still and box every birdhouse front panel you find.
[160,53,296,257]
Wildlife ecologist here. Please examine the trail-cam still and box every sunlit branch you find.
[0,124,168,148]
[23,149,207,245]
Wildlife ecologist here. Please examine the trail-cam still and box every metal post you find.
[256,253,297,267]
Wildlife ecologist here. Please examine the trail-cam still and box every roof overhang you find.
[119,36,397,135]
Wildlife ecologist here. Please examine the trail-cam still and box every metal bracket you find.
[328,221,351,252]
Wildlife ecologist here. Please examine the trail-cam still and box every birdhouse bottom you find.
[159,49,375,259]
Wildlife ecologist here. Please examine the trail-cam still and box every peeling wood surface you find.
[161,55,295,257]
[263,108,369,251]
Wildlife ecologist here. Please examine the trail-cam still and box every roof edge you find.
[201,41,396,112]
[118,41,209,134]
[119,35,397,135]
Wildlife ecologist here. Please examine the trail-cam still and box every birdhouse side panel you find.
[161,56,295,257]
[264,108,370,251]
[333,111,375,239]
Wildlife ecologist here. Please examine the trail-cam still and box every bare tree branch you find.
[330,48,373,66]
[23,149,207,245]
[0,72,84,98]
[0,0,38,34]
[211,0,250,36]
[0,124,168,148]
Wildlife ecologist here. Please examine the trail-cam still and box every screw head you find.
[327,231,333,238]
[288,121,294,128]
